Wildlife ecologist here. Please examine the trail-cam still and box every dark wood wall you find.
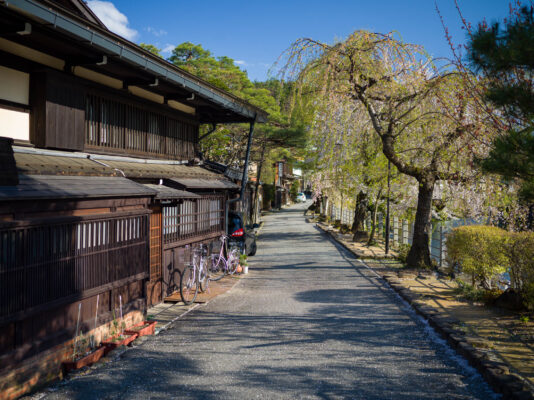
[30,70,85,151]
[0,197,150,370]
[29,69,199,159]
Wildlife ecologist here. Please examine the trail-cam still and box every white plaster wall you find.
[0,108,29,141]
[0,65,29,105]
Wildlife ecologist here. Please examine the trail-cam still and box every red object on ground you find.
[62,346,106,373]
[101,333,138,354]
[124,320,157,337]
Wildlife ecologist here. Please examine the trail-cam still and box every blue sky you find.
[87,0,513,82]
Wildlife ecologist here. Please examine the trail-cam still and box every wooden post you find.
[439,224,444,268]
[393,217,399,247]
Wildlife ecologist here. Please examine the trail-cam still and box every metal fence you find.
[322,202,480,269]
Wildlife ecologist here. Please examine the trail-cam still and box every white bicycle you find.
[180,244,209,305]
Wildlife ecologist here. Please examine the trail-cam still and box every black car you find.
[228,212,257,256]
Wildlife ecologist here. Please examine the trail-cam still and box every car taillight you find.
[231,228,244,237]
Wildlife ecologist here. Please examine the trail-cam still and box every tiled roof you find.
[0,175,156,200]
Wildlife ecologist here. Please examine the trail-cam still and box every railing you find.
[322,202,480,269]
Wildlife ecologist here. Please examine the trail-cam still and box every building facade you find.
[0,1,266,398]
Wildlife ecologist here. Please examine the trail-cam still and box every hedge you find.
[446,225,534,310]
[508,232,534,310]
[446,226,509,289]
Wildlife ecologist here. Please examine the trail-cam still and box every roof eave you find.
[1,0,268,123]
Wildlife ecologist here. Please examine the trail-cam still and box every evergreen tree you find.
[468,6,534,201]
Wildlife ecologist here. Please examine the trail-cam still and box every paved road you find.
[43,204,498,399]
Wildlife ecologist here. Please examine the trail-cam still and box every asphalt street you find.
[42,203,498,399]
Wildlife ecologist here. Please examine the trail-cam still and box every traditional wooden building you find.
[0,0,266,398]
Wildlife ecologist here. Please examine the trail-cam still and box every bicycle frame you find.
[210,235,240,279]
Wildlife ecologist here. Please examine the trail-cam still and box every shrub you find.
[396,244,411,264]
[339,224,351,234]
[508,232,534,311]
[446,225,510,289]
[454,279,485,302]
[290,181,300,201]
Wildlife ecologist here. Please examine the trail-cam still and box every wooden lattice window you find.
[85,92,197,159]
[0,212,149,320]
[162,195,225,244]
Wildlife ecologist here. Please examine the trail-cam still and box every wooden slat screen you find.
[149,208,162,283]
[0,213,149,320]
[85,93,196,160]
[162,195,224,244]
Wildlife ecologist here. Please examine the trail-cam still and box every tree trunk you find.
[352,191,368,241]
[367,188,382,246]
[406,178,435,268]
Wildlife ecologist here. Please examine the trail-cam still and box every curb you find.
[316,222,534,400]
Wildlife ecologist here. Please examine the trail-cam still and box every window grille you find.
[0,213,149,320]
[85,93,196,160]
[162,195,224,244]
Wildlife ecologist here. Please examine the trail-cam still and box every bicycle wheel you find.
[227,249,240,275]
[209,254,226,281]
[199,258,210,293]
[180,265,198,305]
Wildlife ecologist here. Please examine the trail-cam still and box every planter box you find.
[124,320,157,337]
[62,346,106,373]
[101,333,138,354]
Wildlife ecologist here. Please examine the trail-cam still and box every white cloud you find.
[235,60,248,66]
[161,44,176,55]
[87,1,138,41]
[146,27,167,37]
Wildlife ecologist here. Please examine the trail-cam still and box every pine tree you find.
[468,6,534,201]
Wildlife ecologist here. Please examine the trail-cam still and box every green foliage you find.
[520,315,530,324]
[446,225,510,289]
[468,6,534,119]
[469,7,534,201]
[262,184,275,209]
[396,244,411,264]
[139,43,162,57]
[454,279,485,302]
[290,181,300,200]
[508,231,534,310]
[169,42,251,93]
[448,228,534,310]
[166,42,308,186]
[479,128,534,201]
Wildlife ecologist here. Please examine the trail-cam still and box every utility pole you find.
[385,160,391,254]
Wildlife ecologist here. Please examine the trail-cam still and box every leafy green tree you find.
[169,42,251,93]
[468,6,534,201]
[282,32,495,268]
[167,43,308,220]
[139,43,162,57]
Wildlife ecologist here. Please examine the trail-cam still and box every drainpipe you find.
[225,115,256,234]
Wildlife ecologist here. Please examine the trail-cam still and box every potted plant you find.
[124,320,157,337]
[239,254,249,274]
[101,315,137,354]
[62,332,105,373]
